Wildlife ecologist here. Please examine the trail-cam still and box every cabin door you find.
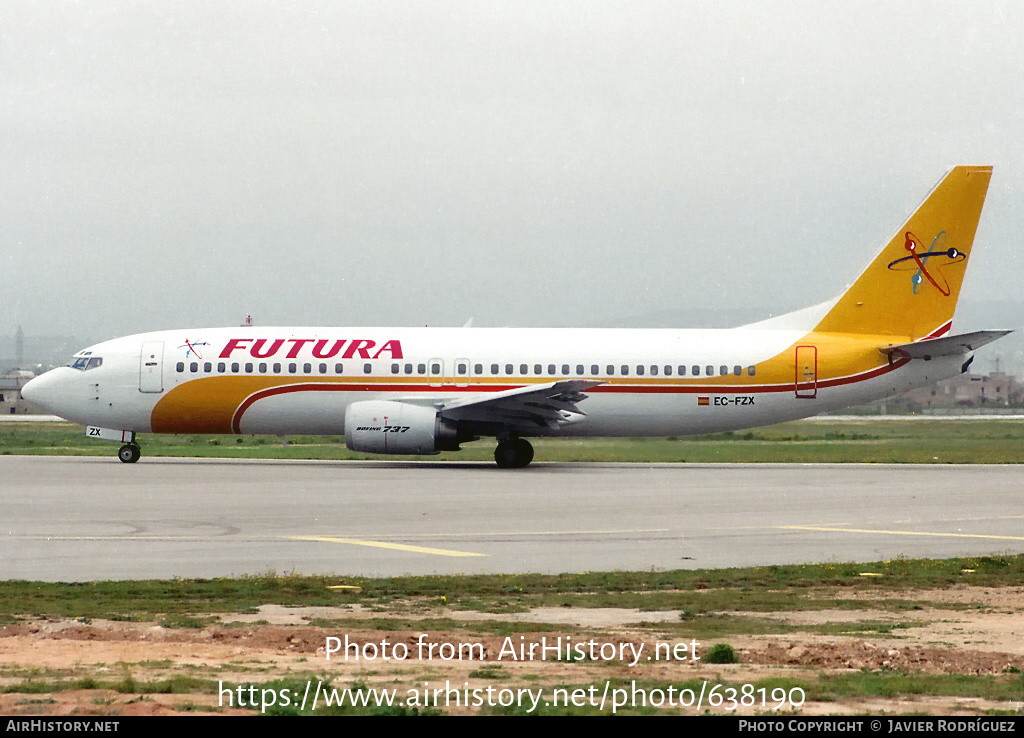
[794,345,817,398]
[139,341,164,393]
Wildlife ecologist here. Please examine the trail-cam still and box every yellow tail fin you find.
[814,166,992,339]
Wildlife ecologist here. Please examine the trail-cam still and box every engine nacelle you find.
[344,400,460,455]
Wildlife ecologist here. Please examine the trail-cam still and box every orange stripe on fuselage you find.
[151,343,910,434]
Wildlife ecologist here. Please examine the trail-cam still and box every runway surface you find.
[2,456,1022,581]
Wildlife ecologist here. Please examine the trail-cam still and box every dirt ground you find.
[1,586,1022,716]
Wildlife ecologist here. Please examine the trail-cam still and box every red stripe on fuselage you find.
[227,358,910,433]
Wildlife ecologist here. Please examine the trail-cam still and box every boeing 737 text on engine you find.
[22,166,1009,467]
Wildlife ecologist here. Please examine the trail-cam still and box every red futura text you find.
[218,338,404,360]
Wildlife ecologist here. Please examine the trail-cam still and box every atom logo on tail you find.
[886,231,965,296]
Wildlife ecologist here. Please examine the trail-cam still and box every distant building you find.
[0,370,44,415]
[900,371,1022,409]
[0,332,81,375]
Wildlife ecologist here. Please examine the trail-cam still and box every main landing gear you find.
[118,443,141,464]
[494,438,534,469]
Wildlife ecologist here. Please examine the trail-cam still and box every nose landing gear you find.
[117,442,141,463]
[494,438,534,468]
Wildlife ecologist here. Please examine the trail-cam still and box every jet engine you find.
[344,400,461,454]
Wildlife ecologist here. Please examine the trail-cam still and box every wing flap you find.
[439,379,602,431]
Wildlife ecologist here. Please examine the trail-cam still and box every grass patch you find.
[1,555,1022,621]
[704,643,738,663]
[5,418,1024,463]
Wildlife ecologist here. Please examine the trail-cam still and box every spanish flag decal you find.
[697,397,710,406]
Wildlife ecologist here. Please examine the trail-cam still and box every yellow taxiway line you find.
[288,535,486,557]
[779,525,1024,542]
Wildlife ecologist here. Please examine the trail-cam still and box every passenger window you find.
[204,362,212,372]
[457,363,467,375]
[506,364,514,374]
[620,365,629,375]
[520,364,528,375]
[679,365,686,376]
[245,362,253,373]
[591,364,599,375]
[491,363,499,374]
[176,362,184,373]
[664,365,672,376]
[561,364,569,375]
[272,363,281,373]
[720,365,728,376]
[637,365,645,376]
[232,362,240,373]
[320,363,328,374]
[335,363,344,374]
[548,364,556,375]
[747,366,756,376]
[404,363,412,374]
[417,364,426,374]
[705,365,713,376]
[364,363,372,374]
[474,364,483,374]
[431,363,440,374]
[576,364,584,375]
[607,365,614,375]
[391,363,400,374]
[289,363,297,374]
[650,365,658,376]
[692,365,699,376]
[190,362,199,373]
[534,364,542,374]
[217,362,226,373]
[259,363,267,373]
[733,365,742,376]
[304,363,312,373]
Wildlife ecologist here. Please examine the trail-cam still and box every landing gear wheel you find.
[118,443,141,464]
[494,438,534,468]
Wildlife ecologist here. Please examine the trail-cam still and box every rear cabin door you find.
[794,345,817,398]
[139,341,164,393]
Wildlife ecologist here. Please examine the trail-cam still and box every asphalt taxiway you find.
[2,456,1021,581]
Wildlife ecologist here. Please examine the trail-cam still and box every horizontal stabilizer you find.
[879,330,1012,361]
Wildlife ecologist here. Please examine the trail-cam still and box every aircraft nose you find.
[20,373,44,404]
[21,370,68,416]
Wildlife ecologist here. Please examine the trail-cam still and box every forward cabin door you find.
[794,345,817,398]
[139,341,164,393]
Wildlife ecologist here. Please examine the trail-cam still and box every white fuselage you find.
[24,325,960,438]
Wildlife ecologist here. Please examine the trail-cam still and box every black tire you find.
[494,439,533,468]
[118,443,141,464]
[514,438,534,467]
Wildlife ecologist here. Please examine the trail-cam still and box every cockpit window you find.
[69,356,102,371]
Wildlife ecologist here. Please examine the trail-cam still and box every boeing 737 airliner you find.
[23,166,1009,467]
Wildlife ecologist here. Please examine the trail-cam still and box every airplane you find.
[22,165,1009,468]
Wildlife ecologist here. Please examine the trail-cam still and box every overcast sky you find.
[3,1,1023,344]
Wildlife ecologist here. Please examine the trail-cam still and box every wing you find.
[437,380,602,432]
